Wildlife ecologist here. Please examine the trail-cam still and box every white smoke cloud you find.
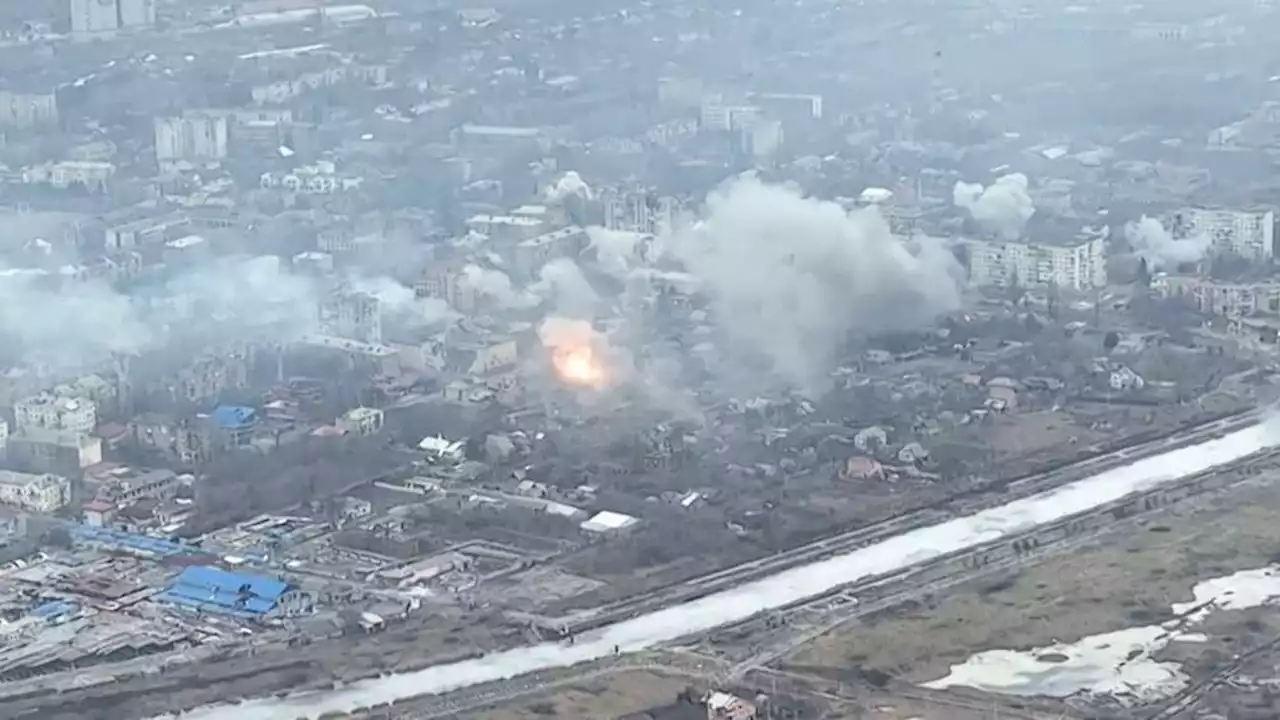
[460,264,537,309]
[531,258,598,317]
[1125,216,1211,270]
[0,254,327,372]
[663,175,964,388]
[349,275,456,328]
[545,171,592,203]
[586,227,648,280]
[953,173,1036,241]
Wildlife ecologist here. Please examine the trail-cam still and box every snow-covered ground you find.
[165,422,1278,720]
[924,566,1280,704]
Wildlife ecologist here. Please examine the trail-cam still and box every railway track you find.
[511,410,1259,637]
[706,443,1280,678]
[347,437,1280,720]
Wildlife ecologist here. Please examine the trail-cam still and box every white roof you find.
[580,510,638,533]
[706,692,737,709]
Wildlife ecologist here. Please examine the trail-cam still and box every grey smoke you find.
[953,173,1036,241]
[664,175,963,388]
[586,227,648,280]
[532,258,598,317]
[1125,215,1211,270]
[0,254,431,373]
[545,171,592,203]
[459,264,537,309]
[348,275,455,328]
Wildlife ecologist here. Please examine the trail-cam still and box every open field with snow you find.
[784,465,1280,715]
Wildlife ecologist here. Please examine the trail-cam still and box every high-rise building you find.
[963,230,1107,291]
[154,112,230,168]
[602,187,678,235]
[318,289,382,344]
[1173,207,1276,261]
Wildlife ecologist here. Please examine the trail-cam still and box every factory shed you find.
[155,565,290,618]
[580,510,639,534]
[211,405,257,429]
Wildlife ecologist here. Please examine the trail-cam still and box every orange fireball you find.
[553,345,607,389]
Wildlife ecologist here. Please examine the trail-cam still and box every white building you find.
[602,188,678,235]
[0,91,58,128]
[339,407,384,436]
[21,161,115,191]
[580,510,639,535]
[318,289,382,344]
[154,113,230,167]
[70,0,155,37]
[700,98,761,132]
[117,0,156,28]
[964,230,1107,291]
[260,162,363,194]
[13,394,97,435]
[1174,207,1275,261]
[0,471,70,513]
[1154,275,1280,317]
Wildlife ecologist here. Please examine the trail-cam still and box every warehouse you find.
[154,565,311,619]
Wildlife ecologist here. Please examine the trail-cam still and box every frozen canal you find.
[167,421,1278,720]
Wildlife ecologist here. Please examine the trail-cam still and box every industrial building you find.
[209,405,257,446]
[154,566,310,619]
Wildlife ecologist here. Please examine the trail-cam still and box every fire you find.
[553,345,607,389]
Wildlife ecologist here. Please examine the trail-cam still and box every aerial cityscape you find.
[3,0,1280,719]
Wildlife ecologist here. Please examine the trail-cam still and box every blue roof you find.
[69,525,200,558]
[211,405,257,430]
[31,601,76,618]
[155,565,288,617]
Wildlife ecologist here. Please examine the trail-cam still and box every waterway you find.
[169,420,1279,719]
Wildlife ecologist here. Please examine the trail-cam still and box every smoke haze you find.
[663,175,964,388]
[953,173,1036,241]
[1125,215,1211,270]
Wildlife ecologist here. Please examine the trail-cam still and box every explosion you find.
[552,344,607,389]
[539,316,610,390]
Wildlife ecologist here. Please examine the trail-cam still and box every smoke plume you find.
[953,173,1036,240]
[586,227,648,280]
[349,275,455,328]
[545,171,592,203]
[0,253,432,373]
[532,258,598,317]
[1125,216,1210,270]
[663,175,963,388]
[460,264,537,309]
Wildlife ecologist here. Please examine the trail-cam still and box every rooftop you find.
[210,405,257,430]
[580,510,639,533]
[154,565,288,617]
[0,471,63,489]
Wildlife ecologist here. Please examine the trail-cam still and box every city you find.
[2,0,1280,719]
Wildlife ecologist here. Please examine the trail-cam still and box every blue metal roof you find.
[156,565,288,617]
[211,405,257,430]
[31,601,76,618]
[69,525,201,558]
